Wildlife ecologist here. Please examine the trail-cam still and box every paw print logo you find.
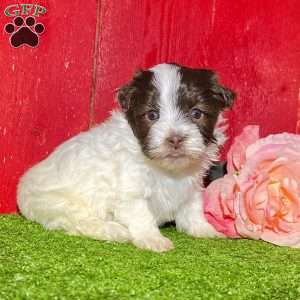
[5,16,45,48]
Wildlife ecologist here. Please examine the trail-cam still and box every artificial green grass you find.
[1,215,300,300]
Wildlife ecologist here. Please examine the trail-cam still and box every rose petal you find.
[261,229,300,248]
[246,133,300,159]
[204,175,240,238]
[227,125,260,174]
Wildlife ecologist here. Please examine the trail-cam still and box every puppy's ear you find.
[210,73,236,109]
[181,67,236,109]
[214,84,236,109]
[116,84,135,112]
[116,69,144,112]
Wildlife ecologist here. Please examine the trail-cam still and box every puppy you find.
[17,63,235,252]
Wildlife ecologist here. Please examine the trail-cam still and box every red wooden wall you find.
[1,1,300,213]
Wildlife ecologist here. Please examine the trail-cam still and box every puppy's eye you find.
[190,108,203,120]
[146,110,159,121]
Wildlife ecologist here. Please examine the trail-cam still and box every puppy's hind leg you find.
[75,218,131,243]
[17,190,130,243]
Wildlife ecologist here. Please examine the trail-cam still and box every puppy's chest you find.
[147,175,195,225]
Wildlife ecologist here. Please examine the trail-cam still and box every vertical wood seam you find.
[88,0,101,128]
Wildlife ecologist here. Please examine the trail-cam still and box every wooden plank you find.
[2,0,300,213]
[94,0,300,155]
[0,0,97,213]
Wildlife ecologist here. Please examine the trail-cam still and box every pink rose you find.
[204,174,240,238]
[204,126,300,248]
[226,125,260,173]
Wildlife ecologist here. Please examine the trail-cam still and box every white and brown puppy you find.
[17,63,235,252]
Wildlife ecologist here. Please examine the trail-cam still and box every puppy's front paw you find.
[181,222,224,238]
[133,235,174,252]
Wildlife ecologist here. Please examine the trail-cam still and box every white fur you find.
[18,111,222,252]
[18,64,225,252]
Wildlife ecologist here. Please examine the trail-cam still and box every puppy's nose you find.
[167,134,184,148]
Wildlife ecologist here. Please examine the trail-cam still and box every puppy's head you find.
[117,63,236,173]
